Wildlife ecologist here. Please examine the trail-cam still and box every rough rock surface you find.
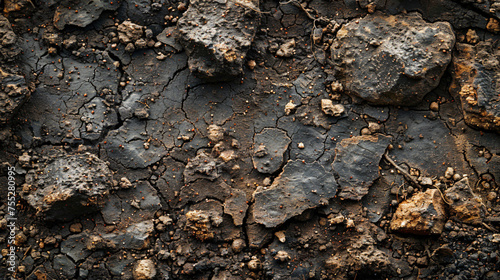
[450,41,500,132]
[333,135,392,200]
[253,160,338,227]
[53,0,120,30]
[445,178,486,225]
[0,66,31,125]
[0,15,20,61]
[252,128,291,174]
[332,12,455,106]
[176,0,261,81]
[390,189,447,235]
[23,153,113,221]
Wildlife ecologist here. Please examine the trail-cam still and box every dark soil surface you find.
[1,0,500,279]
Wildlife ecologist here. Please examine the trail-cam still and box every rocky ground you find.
[0,0,500,279]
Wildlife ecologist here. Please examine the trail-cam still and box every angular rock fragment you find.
[331,12,455,106]
[184,152,219,183]
[0,66,32,125]
[333,135,392,200]
[53,0,120,30]
[0,15,21,61]
[450,41,500,132]
[103,220,155,250]
[252,128,291,174]
[223,188,248,226]
[23,153,113,221]
[253,160,338,227]
[176,0,261,81]
[118,20,144,44]
[390,189,447,235]
[445,178,486,225]
[321,99,344,117]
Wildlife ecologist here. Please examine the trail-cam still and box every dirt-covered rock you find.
[176,0,261,81]
[445,178,486,225]
[450,41,500,132]
[23,153,113,221]
[0,66,31,125]
[0,15,20,61]
[331,12,455,106]
[390,189,447,235]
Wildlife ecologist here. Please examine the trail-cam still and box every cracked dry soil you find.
[1,0,500,279]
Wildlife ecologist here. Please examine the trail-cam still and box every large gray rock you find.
[176,0,261,81]
[252,128,291,174]
[331,12,455,106]
[450,41,500,132]
[253,160,338,227]
[53,0,121,30]
[23,153,113,221]
[333,135,392,200]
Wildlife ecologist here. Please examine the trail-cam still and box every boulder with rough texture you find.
[176,0,261,81]
[0,66,31,125]
[450,41,500,132]
[23,153,113,221]
[331,12,455,106]
[253,160,338,227]
[390,189,447,235]
[53,0,121,30]
[333,135,392,200]
[252,128,291,174]
[0,15,20,61]
[445,178,486,225]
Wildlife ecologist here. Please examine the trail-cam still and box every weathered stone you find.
[23,153,112,221]
[0,66,31,125]
[0,15,21,61]
[252,128,291,174]
[176,0,261,81]
[276,39,295,58]
[450,41,500,132]
[253,160,338,227]
[445,178,486,225]
[61,232,92,262]
[118,20,144,44]
[103,220,155,250]
[331,12,455,105]
[133,259,157,280]
[53,254,76,279]
[53,0,120,30]
[333,135,392,200]
[223,188,248,226]
[207,124,225,142]
[321,99,344,117]
[185,209,223,241]
[390,189,447,235]
[184,152,219,183]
